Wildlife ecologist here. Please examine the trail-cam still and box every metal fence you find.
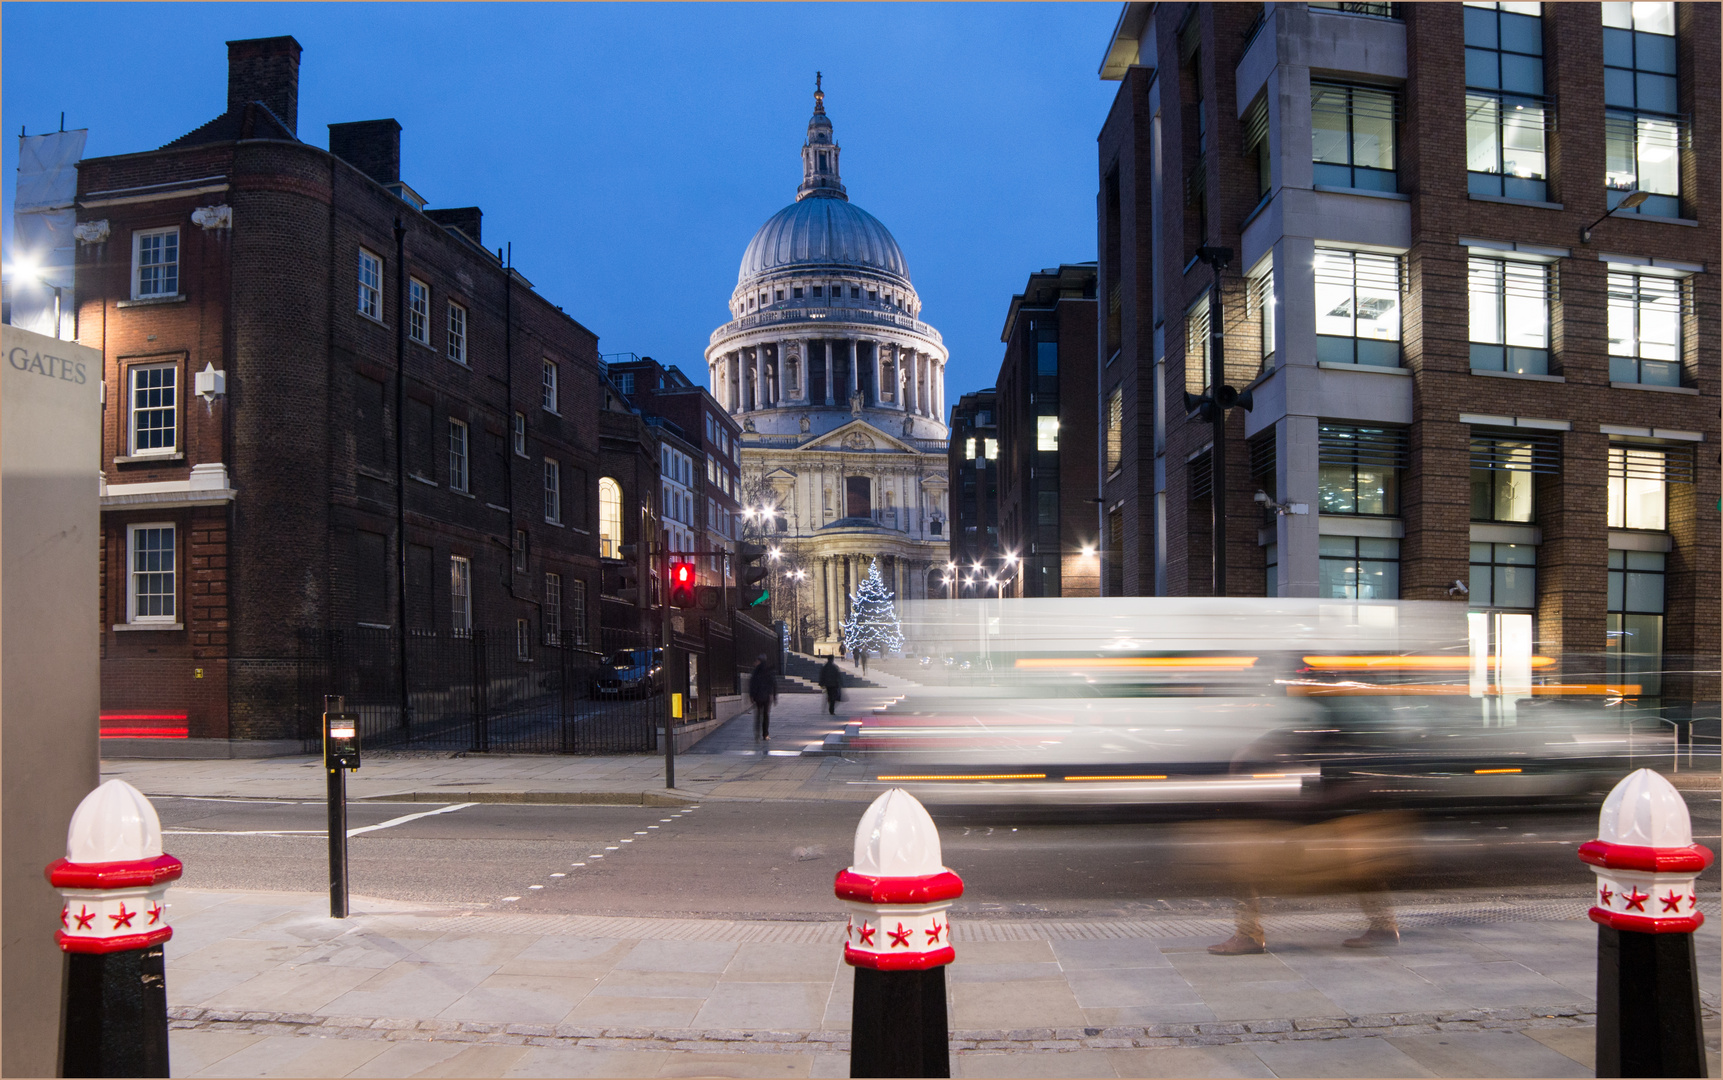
[297,626,660,754]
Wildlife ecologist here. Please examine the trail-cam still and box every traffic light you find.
[669,561,697,609]
[738,542,769,608]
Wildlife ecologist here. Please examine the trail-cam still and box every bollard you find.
[46,779,182,1078]
[835,788,962,1078]
[1580,768,1713,1078]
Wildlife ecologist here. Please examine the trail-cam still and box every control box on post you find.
[324,711,361,771]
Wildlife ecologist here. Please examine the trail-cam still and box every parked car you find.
[591,649,663,698]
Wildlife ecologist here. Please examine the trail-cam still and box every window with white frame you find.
[1603,1,1681,218]
[542,360,559,413]
[408,278,430,344]
[127,523,176,623]
[514,529,528,574]
[516,618,531,661]
[448,418,469,493]
[447,301,467,364]
[598,477,622,557]
[128,363,177,455]
[544,458,561,524]
[450,555,471,634]
[1314,250,1401,366]
[132,227,180,300]
[1251,269,1276,363]
[357,249,382,320]
[513,411,527,456]
[544,571,562,645]
[570,579,588,644]
[1607,272,1682,386]
[1468,256,1549,374]
[1464,2,1548,201]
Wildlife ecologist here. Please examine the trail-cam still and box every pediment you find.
[806,419,920,454]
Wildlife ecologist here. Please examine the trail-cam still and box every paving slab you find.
[1386,1031,1594,1078]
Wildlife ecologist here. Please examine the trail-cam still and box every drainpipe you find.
[394,219,409,730]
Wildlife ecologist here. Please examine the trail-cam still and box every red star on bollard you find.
[1661,890,1684,913]
[926,921,943,945]
[61,906,69,929]
[148,902,164,926]
[845,916,853,942]
[74,906,95,930]
[857,922,876,946]
[1599,886,1614,905]
[1624,887,1649,912]
[110,903,136,929]
[887,923,912,948]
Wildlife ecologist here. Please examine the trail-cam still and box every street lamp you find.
[6,253,67,340]
[1581,189,1650,243]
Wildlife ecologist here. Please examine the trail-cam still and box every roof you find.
[160,102,299,149]
[739,197,910,286]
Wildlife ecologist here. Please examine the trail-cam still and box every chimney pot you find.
[226,36,302,135]
[328,119,402,186]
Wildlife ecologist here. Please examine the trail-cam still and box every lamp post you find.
[1582,189,1650,244]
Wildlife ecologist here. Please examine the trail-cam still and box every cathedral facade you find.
[707,82,950,652]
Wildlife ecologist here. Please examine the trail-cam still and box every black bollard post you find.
[48,780,182,1078]
[836,788,963,1079]
[1580,768,1713,1078]
[324,697,362,919]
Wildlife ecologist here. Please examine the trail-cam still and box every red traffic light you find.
[670,562,697,608]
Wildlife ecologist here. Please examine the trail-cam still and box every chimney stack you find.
[427,208,483,245]
[226,36,302,135]
[328,120,402,185]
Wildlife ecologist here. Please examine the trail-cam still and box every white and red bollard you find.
[836,788,963,1078]
[47,779,182,1077]
[1579,768,1713,1077]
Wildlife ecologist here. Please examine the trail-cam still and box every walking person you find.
[748,654,778,740]
[857,648,869,675]
[819,655,844,716]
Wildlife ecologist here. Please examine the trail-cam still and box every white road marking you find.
[528,885,543,890]
[346,803,476,837]
[163,801,475,839]
[501,896,520,902]
[571,862,586,867]
[550,873,566,878]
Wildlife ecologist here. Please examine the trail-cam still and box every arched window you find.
[598,477,623,558]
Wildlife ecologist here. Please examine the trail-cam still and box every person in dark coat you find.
[748,654,778,740]
[818,656,844,715]
[857,648,869,675]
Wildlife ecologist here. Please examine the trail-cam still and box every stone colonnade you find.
[710,339,944,419]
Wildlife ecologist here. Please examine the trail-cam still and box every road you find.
[155,793,1722,920]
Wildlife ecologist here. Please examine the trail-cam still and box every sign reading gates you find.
[8,344,89,385]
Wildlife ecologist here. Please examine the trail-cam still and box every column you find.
[781,341,797,402]
[934,360,944,420]
[849,340,860,398]
[827,337,840,406]
[906,348,919,414]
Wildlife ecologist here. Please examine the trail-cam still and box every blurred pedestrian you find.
[858,648,869,675]
[748,654,778,740]
[819,656,844,715]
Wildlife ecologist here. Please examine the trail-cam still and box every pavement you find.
[110,683,1723,1077]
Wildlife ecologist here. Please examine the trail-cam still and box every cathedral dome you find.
[738,198,908,285]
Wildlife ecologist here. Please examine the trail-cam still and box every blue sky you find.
[3,3,1120,402]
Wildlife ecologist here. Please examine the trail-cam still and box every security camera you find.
[1448,580,1469,597]
[1253,490,1270,504]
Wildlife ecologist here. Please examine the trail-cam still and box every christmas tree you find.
[841,560,904,657]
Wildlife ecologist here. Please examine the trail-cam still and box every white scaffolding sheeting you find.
[10,130,88,338]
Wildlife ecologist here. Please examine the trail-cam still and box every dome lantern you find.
[798,72,846,203]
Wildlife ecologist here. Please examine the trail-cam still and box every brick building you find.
[995,263,1100,598]
[80,36,607,740]
[1094,1,1718,707]
[605,354,745,586]
[946,389,1000,595]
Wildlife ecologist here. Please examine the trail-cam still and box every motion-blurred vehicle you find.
[591,648,663,698]
[826,598,1679,810]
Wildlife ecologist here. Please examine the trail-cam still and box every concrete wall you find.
[2,324,103,1076]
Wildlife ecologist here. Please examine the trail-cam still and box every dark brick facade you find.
[82,37,605,738]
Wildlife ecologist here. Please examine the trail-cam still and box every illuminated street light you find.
[1080,545,1096,558]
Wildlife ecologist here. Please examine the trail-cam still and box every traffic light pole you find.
[662,548,675,791]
